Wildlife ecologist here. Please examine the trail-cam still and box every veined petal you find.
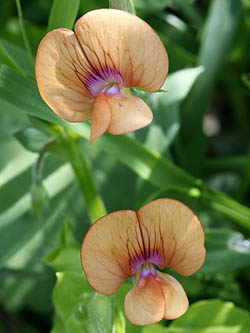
[81,211,144,295]
[107,91,153,135]
[74,9,169,92]
[137,199,206,276]
[124,275,165,325]
[157,271,189,320]
[35,29,94,121]
[90,92,111,144]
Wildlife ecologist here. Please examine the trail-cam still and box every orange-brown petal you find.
[106,91,153,135]
[137,199,206,276]
[35,29,94,122]
[74,9,169,92]
[89,92,111,144]
[124,275,165,325]
[81,211,144,295]
[157,271,189,319]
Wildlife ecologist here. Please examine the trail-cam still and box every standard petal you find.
[157,271,189,320]
[81,211,144,295]
[89,92,111,144]
[35,29,94,122]
[74,9,169,92]
[124,275,165,325]
[137,199,206,276]
[105,92,153,135]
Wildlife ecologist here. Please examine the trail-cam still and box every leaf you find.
[150,66,204,151]
[0,38,34,76]
[14,127,53,153]
[143,324,166,333]
[0,163,75,268]
[48,0,80,31]
[30,181,50,217]
[46,220,82,273]
[178,0,242,175]
[200,229,250,274]
[242,73,250,91]
[109,0,136,14]
[53,272,96,332]
[88,293,113,333]
[167,299,250,333]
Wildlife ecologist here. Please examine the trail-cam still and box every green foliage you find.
[48,0,81,31]
[167,299,250,332]
[200,229,250,273]
[0,0,250,331]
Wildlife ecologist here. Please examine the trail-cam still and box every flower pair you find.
[35,9,206,326]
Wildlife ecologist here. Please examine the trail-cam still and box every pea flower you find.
[81,199,206,325]
[35,9,169,143]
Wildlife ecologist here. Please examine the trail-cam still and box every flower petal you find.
[89,92,111,144]
[35,29,94,122]
[106,91,153,135]
[157,271,189,320]
[81,211,144,295]
[74,9,169,92]
[137,199,206,276]
[124,275,165,325]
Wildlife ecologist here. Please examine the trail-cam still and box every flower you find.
[35,9,169,143]
[81,199,206,325]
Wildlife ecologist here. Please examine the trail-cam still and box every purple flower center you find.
[85,67,124,97]
[140,263,157,278]
[132,251,162,275]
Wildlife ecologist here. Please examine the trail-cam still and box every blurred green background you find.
[0,0,250,332]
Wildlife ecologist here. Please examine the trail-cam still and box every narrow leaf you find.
[48,0,80,31]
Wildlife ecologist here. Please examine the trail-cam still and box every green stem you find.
[62,131,106,223]
[204,155,246,174]
[202,187,250,230]
[15,0,34,64]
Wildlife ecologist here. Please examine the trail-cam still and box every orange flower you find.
[81,199,206,325]
[35,9,169,143]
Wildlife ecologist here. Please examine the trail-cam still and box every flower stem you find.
[15,0,34,64]
[201,187,250,230]
[61,131,106,223]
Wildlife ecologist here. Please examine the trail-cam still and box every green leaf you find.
[46,220,82,273]
[88,293,113,333]
[53,272,96,332]
[242,73,250,91]
[109,0,136,14]
[179,0,242,175]
[51,314,67,333]
[14,127,52,153]
[0,162,75,268]
[30,181,50,217]
[200,229,250,274]
[0,38,34,76]
[160,66,204,107]
[143,324,166,333]
[112,308,126,333]
[48,0,80,31]
[167,299,250,333]
[133,0,171,11]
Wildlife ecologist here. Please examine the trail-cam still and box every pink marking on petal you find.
[86,67,124,97]
[104,83,121,96]
[132,251,163,275]
[140,264,157,278]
